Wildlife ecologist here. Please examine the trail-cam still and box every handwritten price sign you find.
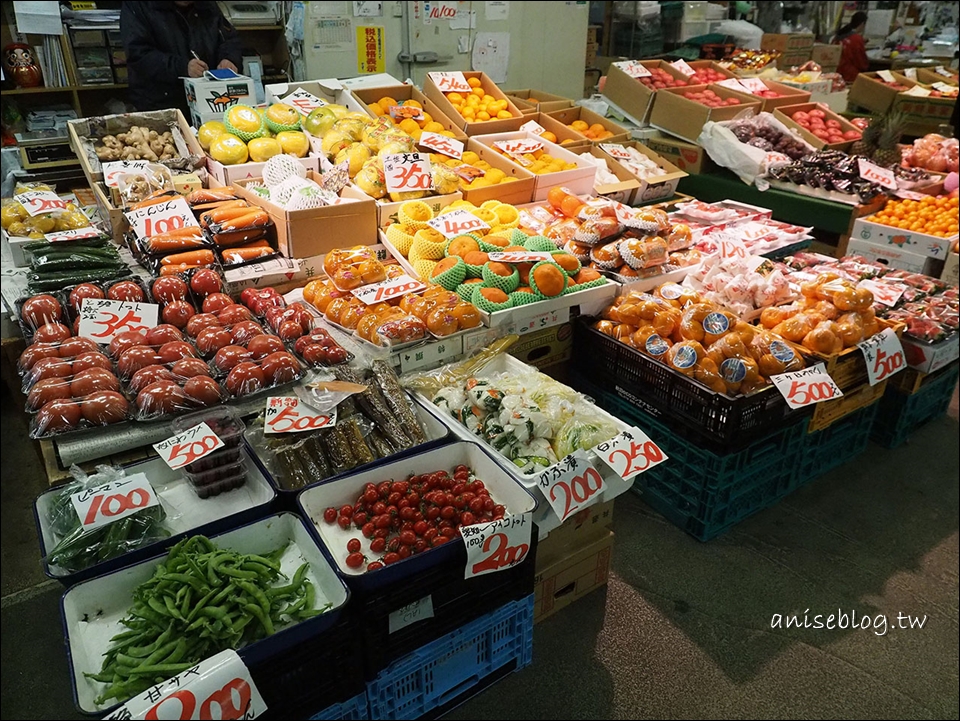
[493,139,543,162]
[487,250,552,264]
[519,119,547,135]
[418,132,463,159]
[600,143,633,160]
[538,451,605,522]
[427,209,491,238]
[739,77,769,94]
[70,473,158,530]
[283,88,327,113]
[858,279,907,307]
[14,190,67,217]
[383,153,433,194]
[857,158,897,190]
[462,513,532,579]
[264,396,337,433]
[719,237,749,261]
[351,273,427,304]
[613,60,651,79]
[716,77,750,93]
[78,298,159,342]
[153,421,225,470]
[771,363,843,409]
[670,59,696,77]
[591,428,667,481]
[858,328,905,386]
[104,649,267,720]
[125,196,198,239]
[44,227,101,243]
[429,71,471,92]
[102,160,150,188]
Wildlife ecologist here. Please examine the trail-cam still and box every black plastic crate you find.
[572,317,805,452]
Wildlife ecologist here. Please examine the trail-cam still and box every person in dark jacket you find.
[121,1,243,115]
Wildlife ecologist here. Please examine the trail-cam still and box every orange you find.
[467,77,482,88]
[451,302,481,329]
[483,235,510,248]
[447,235,481,258]
[463,250,490,266]
[574,268,601,284]
[532,263,566,297]
[571,120,589,132]
[486,261,513,277]
[561,196,585,217]
[432,257,461,277]
[541,130,558,143]
[588,123,606,135]
[552,253,580,273]
[479,287,508,303]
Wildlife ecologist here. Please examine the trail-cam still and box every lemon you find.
[209,134,249,165]
[198,121,227,150]
[248,137,283,162]
[276,131,311,158]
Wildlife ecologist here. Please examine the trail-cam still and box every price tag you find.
[877,69,897,83]
[461,513,532,579]
[537,451,605,522]
[418,131,463,159]
[858,328,906,386]
[858,278,907,307]
[388,596,434,634]
[125,196,199,239]
[398,334,464,374]
[429,71,471,92]
[512,305,570,335]
[591,427,667,481]
[903,67,918,80]
[321,161,350,195]
[70,473,158,530]
[264,396,337,433]
[716,77,750,93]
[452,164,485,182]
[719,237,749,261]
[283,88,327,113]
[519,119,546,135]
[771,363,843,409]
[934,66,952,77]
[44,227,101,243]
[383,152,433,194]
[389,104,425,121]
[493,138,543,163]
[14,190,67,217]
[102,160,149,188]
[487,250,552,264]
[600,143,633,160]
[894,188,927,200]
[78,298,159,342]
[902,85,931,97]
[739,77,769,93]
[613,60,651,79]
[670,59,696,77]
[351,273,427,304]
[104,649,267,720]
[857,158,897,190]
[932,82,958,95]
[153,421,225,470]
[427,208,491,238]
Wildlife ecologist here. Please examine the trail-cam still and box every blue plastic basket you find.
[871,362,959,449]
[366,595,534,720]
[309,692,369,720]
[795,401,879,486]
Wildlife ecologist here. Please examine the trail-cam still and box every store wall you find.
[303,1,589,100]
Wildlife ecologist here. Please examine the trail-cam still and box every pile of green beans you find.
[85,535,331,706]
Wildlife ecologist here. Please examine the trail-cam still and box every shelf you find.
[76,83,128,90]
[235,24,283,31]
[2,86,75,95]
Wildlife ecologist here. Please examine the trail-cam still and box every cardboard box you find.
[761,33,814,67]
[233,173,378,258]
[536,499,614,566]
[901,335,960,374]
[685,60,737,79]
[503,89,576,114]
[207,155,318,187]
[533,531,613,623]
[851,217,955,260]
[183,74,256,125]
[773,102,860,152]
[507,321,574,369]
[347,84,468,141]
[264,78,371,115]
[585,42,599,68]
[602,60,691,126]
[811,43,842,72]
[571,146,641,204]
[747,79,811,112]
[424,71,525,136]
[92,181,129,242]
[845,237,940,275]
[915,68,959,86]
[544,106,631,145]
[648,84,762,144]
[644,134,713,174]
[369,191,464,230]
[776,77,834,96]
[533,112,593,149]
[942,252,959,286]
[463,140,537,205]
[847,72,917,114]
[594,141,686,204]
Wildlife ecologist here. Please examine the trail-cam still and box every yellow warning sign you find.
[357,26,385,74]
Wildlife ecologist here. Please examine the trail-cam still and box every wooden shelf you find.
[76,83,128,91]
[235,24,283,31]
[2,85,74,95]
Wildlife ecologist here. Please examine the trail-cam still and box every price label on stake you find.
[428,209,490,238]
[613,60,651,78]
[771,363,843,409]
[125,196,198,239]
[462,513,532,579]
[739,76,769,93]
[670,59,696,77]
[903,67,917,80]
[102,160,150,188]
[78,298,159,342]
[383,152,433,194]
[592,428,667,481]
[283,87,327,113]
[519,119,546,135]
[70,473,158,530]
[351,273,426,304]
[264,396,337,433]
[902,85,931,97]
[13,190,67,217]
[487,250,552,264]
[857,158,898,190]
[44,227,101,243]
[104,649,267,720]
[858,279,907,307]
[429,71,471,92]
[934,66,953,78]
[858,328,906,386]
[153,421,225,470]
[932,82,958,95]
[418,131,463,159]
[538,451,605,522]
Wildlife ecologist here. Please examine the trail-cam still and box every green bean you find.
[161,572,209,593]
[199,605,228,621]
[126,662,195,677]
[163,595,183,620]
[179,587,192,618]
[218,565,259,580]
[244,603,275,636]
[147,596,173,618]
[237,581,270,618]
[185,586,219,623]
[245,553,282,571]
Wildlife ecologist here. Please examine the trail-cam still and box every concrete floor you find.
[1,380,958,720]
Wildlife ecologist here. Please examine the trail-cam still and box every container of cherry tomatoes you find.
[172,407,249,498]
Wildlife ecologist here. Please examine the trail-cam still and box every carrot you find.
[211,228,267,247]
[129,191,178,210]
[217,210,270,231]
[160,249,216,266]
[200,202,253,226]
[159,263,207,276]
[186,188,240,206]
[222,246,276,263]
[147,232,207,253]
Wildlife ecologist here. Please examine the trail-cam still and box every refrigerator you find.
[302,1,590,100]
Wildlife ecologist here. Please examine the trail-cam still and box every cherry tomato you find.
[323,507,337,523]
[374,528,389,539]
[370,537,386,553]
[196,326,233,356]
[202,293,234,314]
[170,357,210,380]
[217,304,253,324]
[432,536,449,547]
[129,365,175,395]
[158,341,197,364]
[162,300,196,329]
[183,376,223,407]
[367,561,384,572]
[151,276,188,304]
[36,398,81,433]
[440,506,456,520]
[81,390,129,425]
[347,538,362,553]
[383,552,400,566]
[117,346,161,377]
[423,527,438,542]
[107,281,146,303]
[414,540,428,554]
[27,379,71,411]
[460,512,476,526]
[246,334,285,361]
[440,527,457,539]
[144,324,184,347]
[339,504,353,518]
[71,351,113,375]
[21,294,63,329]
[190,268,222,297]
[34,322,72,344]
[337,516,352,531]
[363,488,379,504]
[353,511,368,527]
[375,515,391,529]
[398,545,411,560]
[362,522,376,539]
[399,530,416,546]
[213,345,251,373]
[186,313,222,338]
[345,552,365,569]
[225,361,264,397]
[260,351,300,385]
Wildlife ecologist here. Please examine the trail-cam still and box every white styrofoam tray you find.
[63,512,348,714]
[298,440,537,575]
[36,446,276,579]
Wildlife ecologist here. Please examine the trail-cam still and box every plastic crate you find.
[571,317,803,452]
[871,362,959,449]
[796,401,879,486]
[367,595,534,720]
[796,318,904,392]
[309,692,369,720]
[808,378,887,432]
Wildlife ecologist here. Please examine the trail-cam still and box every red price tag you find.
[538,452,605,522]
[418,132,463,159]
[78,298,159,342]
[427,209,491,238]
[351,273,427,304]
[104,649,267,720]
[70,473,158,530]
[670,59,696,77]
[493,138,544,160]
[264,396,337,433]
[125,196,199,239]
[102,160,150,188]
[858,279,907,307]
[462,513,532,579]
[14,190,67,217]
[153,421,225,470]
[600,143,633,160]
[44,227,101,243]
[771,363,843,409]
[858,328,906,386]
[719,237,749,261]
[613,60,651,79]
[429,71,471,92]
[591,428,667,481]
[486,250,552,263]
[857,158,898,190]
[383,152,433,194]
[283,88,327,113]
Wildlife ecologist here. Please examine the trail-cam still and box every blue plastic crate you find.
[872,362,959,449]
[309,692,369,720]
[366,595,534,720]
[796,401,879,486]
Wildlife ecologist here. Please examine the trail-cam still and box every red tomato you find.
[162,300,196,329]
[792,111,809,122]
[117,346,162,377]
[144,324,184,347]
[151,276,188,304]
[217,305,253,324]
[68,283,104,313]
[246,334,285,360]
[183,376,224,407]
[202,293,234,314]
[36,398,82,433]
[129,364,175,395]
[70,367,121,397]
[71,351,113,375]
[185,313,222,338]
[136,380,188,416]
[34,322,72,344]
[19,343,60,371]
[27,379,71,411]
[300,343,329,366]
[109,331,147,358]
[260,351,300,385]
[30,356,73,382]
[825,119,842,129]
[345,552,365,569]
[843,129,862,140]
[57,337,98,358]
[276,319,303,342]
[21,294,63,329]
[239,288,260,307]
[213,345,251,373]
[225,361,265,396]
[230,320,265,346]
[82,391,129,425]
[107,280,146,303]
[189,268,222,297]
[170,357,211,381]
[195,326,233,355]
[809,109,826,119]
[158,341,198,364]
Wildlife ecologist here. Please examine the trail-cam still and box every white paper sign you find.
[283,88,328,113]
[739,77,769,93]
[125,196,199,239]
[429,71,471,92]
[932,82,958,95]
[486,250,552,263]
[771,363,843,409]
[613,60,651,79]
[264,396,337,433]
[78,298,159,342]
[104,649,267,720]
[670,59,696,77]
[102,160,150,188]
[383,152,433,194]
[903,67,917,80]
[153,421,225,470]
[877,69,897,83]
[418,131,464,159]
[858,328,906,386]
[461,513,532,579]
[716,77,750,93]
[44,227,101,242]
[857,158,897,190]
[902,85,931,97]
[590,428,667,481]
[537,451,605,522]
[70,473,158,530]
[493,138,543,161]
[719,236,749,261]
[388,596,435,633]
[350,273,426,304]
[398,333,464,373]
[512,304,570,335]
[600,143,633,160]
[14,190,67,217]
[427,209,491,238]
[858,278,907,307]
[934,66,953,77]
[519,119,546,135]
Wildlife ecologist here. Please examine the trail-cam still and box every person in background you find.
[120,1,242,116]
[834,11,870,83]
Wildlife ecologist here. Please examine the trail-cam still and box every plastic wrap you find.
[3,182,93,240]
[171,407,247,497]
[324,245,387,291]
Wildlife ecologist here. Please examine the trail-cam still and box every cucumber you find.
[27,269,131,293]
